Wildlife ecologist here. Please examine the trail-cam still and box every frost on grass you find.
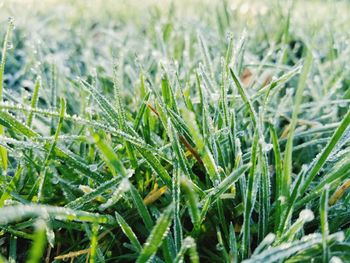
[0,0,349,262]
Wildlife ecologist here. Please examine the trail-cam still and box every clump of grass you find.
[0,0,350,262]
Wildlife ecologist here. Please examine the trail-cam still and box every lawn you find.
[0,0,349,262]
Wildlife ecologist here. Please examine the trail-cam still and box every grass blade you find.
[0,204,115,225]
[115,211,142,252]
[242,133,259,259]
[65,176,123,210]
[180,177,200,234]
[136,204,174,263]
[243,232,344,263]
[174,237,199,263]
[320,185,330,263]
[229,68,257,127]
[208,163,251,203]
[130,184,154,230]
[26,76,41,127]
[282,49,313,198]
[26,219,47,263]
[89,223,99,263]
[0,18,14,171]
[300,109,350,195]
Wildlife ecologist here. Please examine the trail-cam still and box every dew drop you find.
[330,256,343,263]
[8,17,14,25]
[216,243,223,251]
[89,164,98,172]
[299,209,314,222]
[7,43,13,50]
[51,176,59,184]
[263,142,273,152]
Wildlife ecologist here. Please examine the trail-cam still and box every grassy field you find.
[0,0,350,262]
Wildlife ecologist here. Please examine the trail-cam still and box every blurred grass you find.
[0,0,349,262]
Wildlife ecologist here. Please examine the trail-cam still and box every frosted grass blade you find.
[136,204,174,263]
[26,219,47,263]
[282,49,313,198]
[115,211,142,252]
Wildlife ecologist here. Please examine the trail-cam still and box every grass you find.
[0,0,350,262]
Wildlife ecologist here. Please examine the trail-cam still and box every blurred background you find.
[0,0,349,129]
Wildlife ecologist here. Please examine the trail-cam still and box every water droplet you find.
[51,176,59,184]
[299,209,314,222]
[264,233,276,243]
[330,256,343,263]
[7,43,13,50]
[79,185,92,194]
[279,196,286,204]
[216,243,224,251]
[338,101,348,108]
[116,144,123,150]
[126,169,135,178]
[8,17,14,25]
[89,164,98,172]
[262,142,273,152]
[120,178,131,190]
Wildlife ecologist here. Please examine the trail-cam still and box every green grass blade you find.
[80,79,120,128]
[197,33,214,80]
[0,110,105,183]
[26,219,47,263]
[242,133,259,259]
[258,145,270,241]
[0,18,14,171]
[278,167,306,237]
[320,185,330,263]
[0,165,23,207]
[115,211,142,252]
[296,156,350,209]
[0,204,115,225]
[168,120,192,179]
[135,146,172,187]
[300,109,350,195]
[26,76,41,127]
[9,235,17,263]
[243,232,344,263]
[134,91,151,131]
[173,165,182,252]
[136,204,174,263]
[93,132,127,177]
[129,184,154,230]
[208,163,251,203]
[113,64,128,130]
[181,109,219,182]
[99,178,130,211]
[180,177,200,234]
[89,223,99,263]
[278,209,314,244]
[252,233,275,256]
[282,49,313,198]
[174,237,199,263]
[229,68,257,127]
[161,74,178,112]
[229,222,238,263]
[38,98,66,201]
[65,176,122,210]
